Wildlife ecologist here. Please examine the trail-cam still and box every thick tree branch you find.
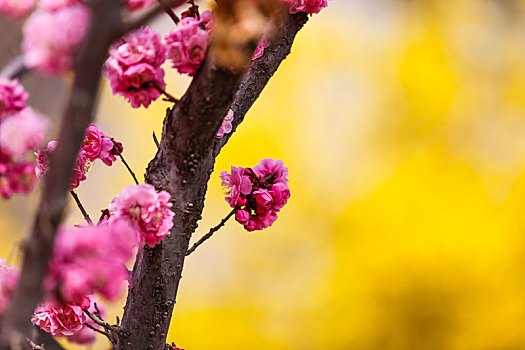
[0,1,125,348]
[117,10,307,349]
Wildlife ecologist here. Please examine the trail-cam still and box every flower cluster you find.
[216,109,234,139]
[67,300,105,345]
[164,11,213,76]
[44,223,138,305]
[0,78,28,117]
[22,3,90,75]
[103,27,167,108]
[0,79,48,199]
[109,183,174,248]
[0,0,34,19]
[281,0,328,15]
[35,123,118,190]
[0,259,19,316]
[221,159,290,231]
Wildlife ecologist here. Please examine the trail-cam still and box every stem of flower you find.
[156,0,180,24]
[118,154,139,185]
[69,190,93,225]
[25,338,45,350]
[153,131,160,148]
[152,81,179,103]
[186,209,236,256]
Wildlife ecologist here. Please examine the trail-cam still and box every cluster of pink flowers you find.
[282,0,328,15]
[216,109,234,139]
[35,123,118,190]
[109,183,174,247]
[0,259,19,316]
[103,27,167,108]
[221,159,290,231]
[22,3,90,75]
[0,0,34,19]
[164,11,213,76]
[44,223,138,305]
[0,78,48,199]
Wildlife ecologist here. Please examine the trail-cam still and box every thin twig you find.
[84,323,111,339]
[69,190,93,225]
[156,0,180,24]
[25,338,45,350]
[186,209,236,256]
[119,154,139,184]
[152,81,179,103]
[98,209,110,224]
[187,0,200,19]
[1,56,27,80]
[124,0,187,33]
[84,310,120,334]
[153,132,160,148]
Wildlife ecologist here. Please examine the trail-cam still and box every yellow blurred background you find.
[5,0,525,348]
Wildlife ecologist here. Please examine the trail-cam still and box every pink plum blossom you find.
[32,302,87,337]
[103,27,166,108]
[0,78,28,118]
[220,166,252,208]
[164,12,212,76]
[252,36,268,60]
[82,123,115,165]
[0,107,48,159]
[108,183,174,247]
[22,4,90,75]
[0,259,19,316]
[216,109,234,139]
[281,0,328,15]
[123,0,155,12]
[35,141,90,190]
[0,0,34,19]
[0,162,37,198]
[253,158,289,184]
[44,223,138,304]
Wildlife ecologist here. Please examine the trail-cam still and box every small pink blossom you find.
[44,223,138,304]
[22,4,91,75]
[103,27,166,108]
[35,141,90,191]
[123,0,155,12]
[109,183,174,247]
[220,166,253,208]
[82,123,115,165]
[165,13,212,76]
[0,78,28,118]
[252,36,268,60]
[32,302,86,337]
[0,107,48,159]
[253,158,289,184]
[0,259,19,316]
[0,0,34,19]
[216,109,234,139]
[281,0,328,15]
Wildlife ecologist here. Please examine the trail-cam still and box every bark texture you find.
[117,11,308,350]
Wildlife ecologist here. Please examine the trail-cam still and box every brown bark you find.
[117,11,308,350]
